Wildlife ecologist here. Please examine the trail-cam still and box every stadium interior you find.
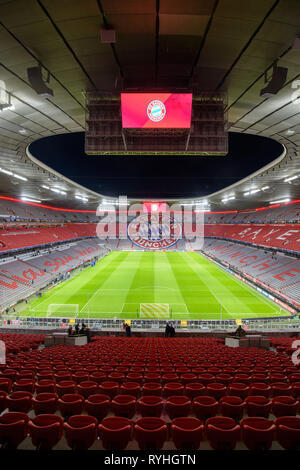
[0,0,299,453]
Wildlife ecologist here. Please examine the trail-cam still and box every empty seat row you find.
[2,376,300,401]
[1,390,299,420]
[0,412,299,451]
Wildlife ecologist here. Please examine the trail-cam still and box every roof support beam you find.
[215,0,281,91]
[37,0,98,90]
[96,0,124,79]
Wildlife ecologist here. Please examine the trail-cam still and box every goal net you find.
[47,304,79,318]
[140,303,170,319]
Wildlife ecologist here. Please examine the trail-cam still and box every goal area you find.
[47,304,79,318]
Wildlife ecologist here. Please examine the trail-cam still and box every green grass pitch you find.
[21,251,290,320]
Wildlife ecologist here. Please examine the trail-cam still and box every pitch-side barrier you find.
[0,316,299,332]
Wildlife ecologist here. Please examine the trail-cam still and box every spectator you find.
[164,322,170,337]
[125,323,132,337]
[74,323,79,335]
[67,325,73,336]
[84,325,91,343]
[169,324,176,337]
[234,325,246,337]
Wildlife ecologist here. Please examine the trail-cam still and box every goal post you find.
[47,304,79,318]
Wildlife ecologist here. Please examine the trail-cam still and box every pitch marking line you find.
[182,252,229,315]
[172,303,189,313]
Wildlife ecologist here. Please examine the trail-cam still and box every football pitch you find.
[21,251,290,320]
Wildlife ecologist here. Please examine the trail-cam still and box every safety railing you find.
[0,316,299,332]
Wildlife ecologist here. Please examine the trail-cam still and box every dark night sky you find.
[30,132,283,199]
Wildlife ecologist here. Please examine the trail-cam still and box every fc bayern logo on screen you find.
[147,100,166,122]
[127,214,181,250]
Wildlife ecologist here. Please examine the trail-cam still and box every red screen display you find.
[143,202,167,213]
[121,93,192,128]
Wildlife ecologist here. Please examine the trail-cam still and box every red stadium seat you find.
[271,382,292,397]
[55,380,77,397]
[29,414,64,450]
[220,396,245,420]
[101,366,114,374]
[77,380,98,398]
[32,393,58,415]
[289,373,300,383]
[99,417,132,450]
[6,391,32,413]
[72,372,89,384]
[165,396,191,419]
[137,396,163,417]
[171,417,204,450]
[241,417,276,450]
[84,394,110,420]
[275,417,300,450]
[126,373,143,384]
[185,383,206,399]
[121,382,140,398]
[0,378,12,393]
[35,379,56,394]
[176,367,190,374]
[228,382,249,399]
[58,393,84,419]
[223,367,236,375]
[99,381,119,399]
[291,382,300,399]
[163,382,184,398]
[206,382,227,399]
[134,417,168,450]
[215,373,233,385]
[233,374,251,385]
[142,383,162,396]
[180,373,198,385]
[89,372,107,384]
[0,391,7,412]
[161,373,178,384]
[54,371,72,383]
[0,412,30,449]
[198,373,215,385]
[193,396,218,420]
[13,379,35,393]
[245,396,272,418]
[207,367,222,374]
[250,373,269,383]
[271,396,299,417]
[36,371,54,381]
[144,373,161,383]
[1,370,17,382]
[206,417,241,450]
[249,382,271,398]
[270,373,288,384]
[238,367,253,374]
[64,415,98,450]
[108,372,125,384]
[111,395,136,418]
[115,366,129,373]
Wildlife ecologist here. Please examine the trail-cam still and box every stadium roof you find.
[0,0,299,211]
